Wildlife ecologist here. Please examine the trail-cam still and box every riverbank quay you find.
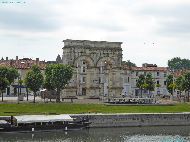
[71,113,190,127]
[2,113,190,128]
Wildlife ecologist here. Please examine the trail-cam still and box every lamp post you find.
[17,76,21,104]
[171,68,175,101]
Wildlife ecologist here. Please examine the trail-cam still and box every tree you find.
[136,74,145,97]
[25,65,44,103]
[45,64,73,102]
[168,57,190,70]
[122,60,136,67]
[0,77,9,101]
[6,68,19,85]
[144,73,155,97]
[182,72,190,102]
[166,74,176,96]
[0,66,18,101]
[175,75,184,99]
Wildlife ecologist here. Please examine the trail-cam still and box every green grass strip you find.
[0,103,190,116]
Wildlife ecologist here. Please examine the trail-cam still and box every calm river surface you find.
[1,126,190,142]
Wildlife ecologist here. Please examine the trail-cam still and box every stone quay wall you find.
[71,113,190,128]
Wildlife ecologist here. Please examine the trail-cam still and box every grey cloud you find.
[157,19,190,36]
[0,8,60,32]
[79,20,127,32]
[137,4,190,36]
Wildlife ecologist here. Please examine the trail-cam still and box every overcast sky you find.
[0,0,190,66]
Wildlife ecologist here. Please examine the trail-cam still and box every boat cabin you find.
[12,115,73,127]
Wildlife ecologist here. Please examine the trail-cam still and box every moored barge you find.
[0,114,90,132]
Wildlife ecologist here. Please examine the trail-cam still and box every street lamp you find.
[170,68,175,100]
[17,76,21,104]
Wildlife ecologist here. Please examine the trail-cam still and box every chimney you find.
[36,58,39,65]
[6,57,8,61]
[16,56,18,61]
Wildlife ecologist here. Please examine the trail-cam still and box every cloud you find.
[0,0,190,66]
[134,1,190,37]
[0,0,61,32]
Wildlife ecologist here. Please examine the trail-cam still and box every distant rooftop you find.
[0,56,46,70]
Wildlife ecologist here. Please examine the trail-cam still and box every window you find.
[83,67,86,73]
[144,72,146,76]
[157,80,160,85]
[164,81,167,85]
[157,72,159,76]
[164,73,167,77]
[128,77,130,83]
[136,72,138,76]
[99,77,101,83]
[83,77,86,83]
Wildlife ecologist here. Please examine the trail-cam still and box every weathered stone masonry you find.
[71,113,190,127]
[62,39,123,98]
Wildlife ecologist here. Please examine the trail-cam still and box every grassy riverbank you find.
[0,103,190,116]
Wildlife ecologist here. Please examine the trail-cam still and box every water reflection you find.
[1,126,190,142]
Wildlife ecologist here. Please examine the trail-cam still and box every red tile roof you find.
[131,67,168,72]
[0,59,46,70]
[123,65,168,72]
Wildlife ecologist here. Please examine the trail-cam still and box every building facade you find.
[0,40,172,99]
[122,64,170,97]
[62,39,124,98]
[0,56,46,96]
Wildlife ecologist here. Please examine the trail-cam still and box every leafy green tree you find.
[122,60,136,67]
[6,68,19,85]
[136,74,145,97]
[182,72,190,102]
[144,73,155,96]
[166,74,176,96]
[0,66,18,101]
[25,65,44,103]
[168,57,190,70]
[45,64,73,102]
[175,75,184,98]
[0,77,9,101]
[0,66,8,78]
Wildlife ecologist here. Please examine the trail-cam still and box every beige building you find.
[122,63,170,97]
[62,39,124,98]
[0,57,46,96]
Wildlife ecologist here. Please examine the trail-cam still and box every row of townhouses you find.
[0,39,171,98]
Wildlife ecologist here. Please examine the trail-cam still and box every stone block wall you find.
[71,113,190,128]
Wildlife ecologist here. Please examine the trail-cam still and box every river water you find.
[1,126,190,142]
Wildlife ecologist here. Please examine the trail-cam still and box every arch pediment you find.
[73,55,95,67]
[96,57,116,67]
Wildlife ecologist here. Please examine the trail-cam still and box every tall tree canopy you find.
[122,60,136,67]
[168,57,190,70]
[166,74,175,95]
[25,65,44,103]
[136,74,145,97]
[175,75,184,97]
[6,67,19,84]
[144,73,155,95]
[0,66,19,101]
[182,72,190,102]
[45,64,73,102]
[0,77,9,101]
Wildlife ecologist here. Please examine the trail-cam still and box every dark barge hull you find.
[0,122,90,133]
